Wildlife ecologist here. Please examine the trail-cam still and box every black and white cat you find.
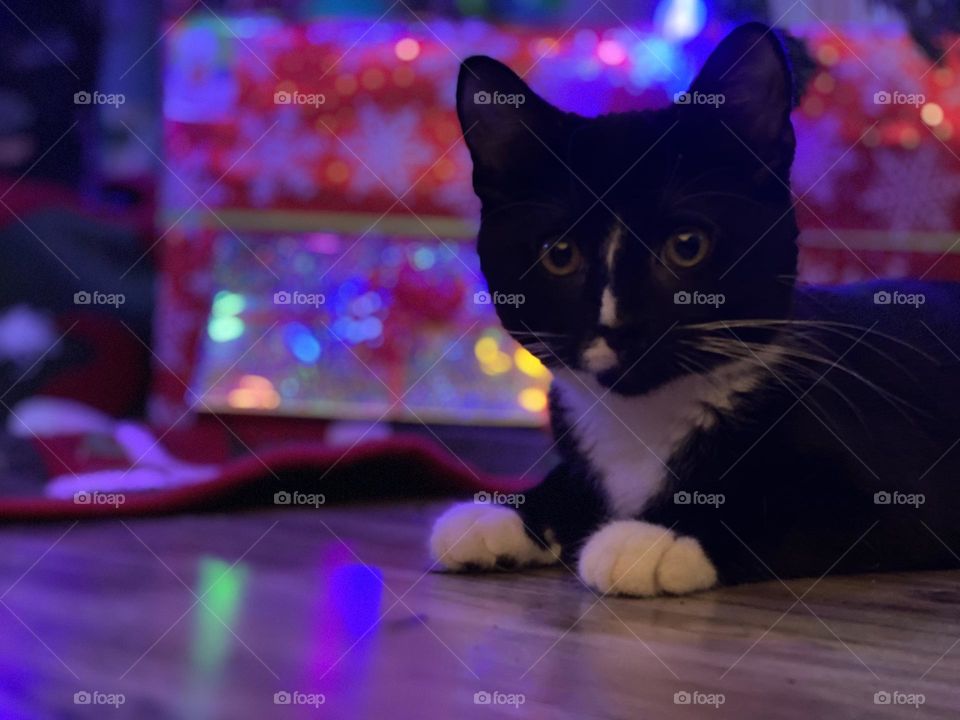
[429,23,960,596]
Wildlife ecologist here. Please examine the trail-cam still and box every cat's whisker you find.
[681,338,868,429]
[688,335,923,425]
[510,331,567,338]
[686,318,923,386]
[681,318,940,364]
[729,321,927,386]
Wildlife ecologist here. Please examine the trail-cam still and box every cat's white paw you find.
[578,521,717,597]
[429,503,561,571]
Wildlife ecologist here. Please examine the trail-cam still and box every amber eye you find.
[663,228,711,269]
[540,239,582,276]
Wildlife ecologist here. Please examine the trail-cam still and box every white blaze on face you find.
[599,287,617,327]
[582,225,622,373]
[582,338,618,372]
[600,225,622,328]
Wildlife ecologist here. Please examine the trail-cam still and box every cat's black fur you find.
[455,23,960,586]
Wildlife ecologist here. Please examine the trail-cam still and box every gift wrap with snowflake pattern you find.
[151,16,960,426]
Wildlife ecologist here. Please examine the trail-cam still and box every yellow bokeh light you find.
[900,126,921,149]
[395,38,420,61]
[474,337,499,364]
[518,387,548,413]
[921,102,945,127]
[479,353,512,375]
[475,336,512,375]
[514,346,550,379]
[816,45,839,66]
[228,375,280,410]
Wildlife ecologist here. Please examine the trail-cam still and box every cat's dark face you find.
[457,23,800,395]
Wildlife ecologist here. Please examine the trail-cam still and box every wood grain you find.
[1,502,958,719]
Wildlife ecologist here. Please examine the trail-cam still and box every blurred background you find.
[2,0,960,493]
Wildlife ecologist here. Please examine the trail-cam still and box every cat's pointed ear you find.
[684,23,795,176]
[456,56,569,201]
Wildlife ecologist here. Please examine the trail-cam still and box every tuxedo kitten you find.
[429,23,960,596]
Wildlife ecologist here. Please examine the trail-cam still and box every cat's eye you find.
[663,228,711,269]
[540,239,582,276]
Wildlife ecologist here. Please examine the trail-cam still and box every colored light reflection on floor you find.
[311,545,384,688]
[191,557,250,673]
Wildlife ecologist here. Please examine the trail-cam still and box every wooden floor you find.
[2,502,959,719]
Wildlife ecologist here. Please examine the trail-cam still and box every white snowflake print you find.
[227,107,327,207]
[336,102,435,201]
[859,144,960,232]
[830,36,927,119]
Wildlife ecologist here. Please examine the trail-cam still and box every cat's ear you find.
[456,56,569,201]
[684,23,795,175]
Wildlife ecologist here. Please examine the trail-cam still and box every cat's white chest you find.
[552,365,760,518]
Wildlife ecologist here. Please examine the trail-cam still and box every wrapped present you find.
[153,16,960,427]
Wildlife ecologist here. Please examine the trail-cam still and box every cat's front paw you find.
[429,502,561,571]
[578,521,717,597]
